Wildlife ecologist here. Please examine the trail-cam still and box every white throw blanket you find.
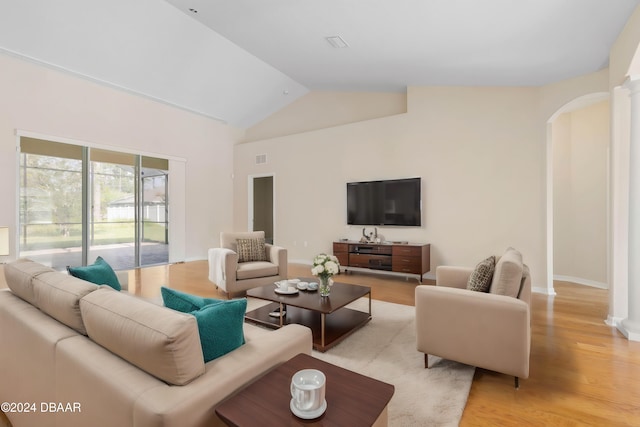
[208,248,234,288]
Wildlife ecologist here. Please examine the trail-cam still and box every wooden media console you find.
[333,241,430,283]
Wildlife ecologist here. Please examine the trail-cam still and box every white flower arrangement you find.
[311,253,340,279]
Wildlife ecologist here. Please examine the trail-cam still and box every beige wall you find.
[610,4,640,87]
[0,53,240,263]
[243,92,407,143]
[235,86,546,285]
[552,101,609,286]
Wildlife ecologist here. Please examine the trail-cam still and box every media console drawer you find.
[332,241,430,283]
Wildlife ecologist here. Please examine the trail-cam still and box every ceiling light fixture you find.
[325,36,349,49]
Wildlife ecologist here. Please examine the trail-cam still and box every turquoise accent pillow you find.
[67,256,121,291]
[191,298,247,362]
[161,286,222,312]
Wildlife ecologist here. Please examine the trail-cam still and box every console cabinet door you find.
[333,242,349,267]
[392,245,423,274]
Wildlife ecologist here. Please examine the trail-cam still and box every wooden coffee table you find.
[245,279,371,352]
[215,353,394,427]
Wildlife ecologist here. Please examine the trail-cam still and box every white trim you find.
[617,321,640,341]
[605,315,622,327]
[15,129,187,163]
[553,275,608,289]
[545,122,555,293]
[533,286,557,295]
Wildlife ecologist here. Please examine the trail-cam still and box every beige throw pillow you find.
[466,256,496,292]
[236,238,267,263]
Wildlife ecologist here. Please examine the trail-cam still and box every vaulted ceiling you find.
[0,0,638,128]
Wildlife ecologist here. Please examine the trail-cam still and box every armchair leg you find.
[515,377,519,389]
[424,354,430,369]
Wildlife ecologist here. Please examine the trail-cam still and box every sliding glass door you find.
[140,159,169,266]
[88,149,137,269]
[19,137,169,270]
[19,139,84,269]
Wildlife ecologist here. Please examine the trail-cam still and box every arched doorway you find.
[546,92,610,295]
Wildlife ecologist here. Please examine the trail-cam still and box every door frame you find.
[247,173,276,243]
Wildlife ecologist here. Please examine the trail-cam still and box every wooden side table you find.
[215,353,394,426]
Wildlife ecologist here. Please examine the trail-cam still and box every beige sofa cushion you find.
[489,248,524,298]
[236,261,279,280]
[33,271,99,335]
[80,287,205,386]
[4,259,55,305]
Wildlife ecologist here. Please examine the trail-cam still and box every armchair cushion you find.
[236,237,267,263]
[489,248,523,298]
[466,256,495,292]
[236,262,278,280]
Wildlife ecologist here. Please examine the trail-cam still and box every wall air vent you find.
[255,154,267,164]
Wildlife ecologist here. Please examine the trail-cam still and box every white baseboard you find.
[533,286,557,295]
[606,315,621,327]
[553,275,608,289]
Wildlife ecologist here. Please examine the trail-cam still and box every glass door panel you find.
[88,149,136,270]
[18,146,84,270]
[140,159,169,266]
[19,138,171,271]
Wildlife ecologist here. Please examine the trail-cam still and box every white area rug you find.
[247,297,474,426]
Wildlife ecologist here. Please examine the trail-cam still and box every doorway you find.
[249,175,274,244]
[546,93,609,295]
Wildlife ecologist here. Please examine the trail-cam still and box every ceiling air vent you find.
[255,154,267,165]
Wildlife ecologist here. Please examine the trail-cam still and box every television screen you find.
[347,178,421,226]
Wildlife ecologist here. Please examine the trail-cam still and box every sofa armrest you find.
[415,285,530,379]
[133,324,312,427]
[208,248,238,290]
[265,244,288,277]
[435,266,474,289]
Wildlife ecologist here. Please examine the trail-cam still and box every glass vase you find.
[319,276,331,297]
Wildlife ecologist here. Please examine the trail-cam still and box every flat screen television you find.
[347,177,421,226]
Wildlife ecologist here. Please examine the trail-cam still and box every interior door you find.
[252,176,274,244]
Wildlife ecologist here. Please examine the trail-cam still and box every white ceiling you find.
[167,0,640,90]
[0,0,638,128]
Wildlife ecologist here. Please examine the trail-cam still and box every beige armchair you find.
[208,231,288,298]
[415,248,531,388]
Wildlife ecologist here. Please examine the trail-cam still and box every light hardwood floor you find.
[2,261,640,425]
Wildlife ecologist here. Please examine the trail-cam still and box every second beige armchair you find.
[415,248,531,388]
[208,231,288,298]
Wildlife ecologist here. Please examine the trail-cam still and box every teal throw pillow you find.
[68,256,121,291]
[161,286,222,312]
[192,299,247,362]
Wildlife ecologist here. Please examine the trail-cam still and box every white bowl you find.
[296,282,308,290]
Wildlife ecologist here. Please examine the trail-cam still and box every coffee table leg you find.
[280,303,285,327]
[321,313,325,348]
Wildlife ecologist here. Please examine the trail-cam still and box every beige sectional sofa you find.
[0,259,312,427]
